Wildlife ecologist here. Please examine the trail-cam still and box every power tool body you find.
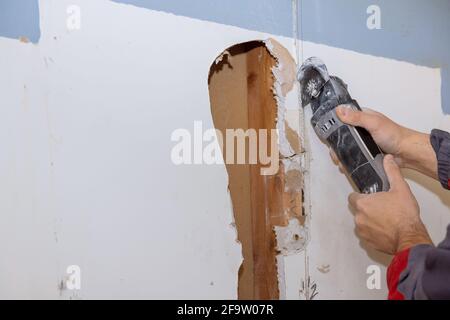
[298,57,389,193]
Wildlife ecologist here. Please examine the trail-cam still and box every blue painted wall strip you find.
[111,0,294,37]
[0,0,448,112]
[0,0,40,43]
[298,0,450,114]
[112,0,450,114]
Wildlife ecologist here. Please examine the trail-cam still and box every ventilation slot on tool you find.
[321,117,336,133]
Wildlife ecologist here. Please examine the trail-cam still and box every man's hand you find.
[335,106,407,164]
[335,105,438,179]
[348,155,433,254]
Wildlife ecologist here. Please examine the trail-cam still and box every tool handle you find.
[313,105,390,193]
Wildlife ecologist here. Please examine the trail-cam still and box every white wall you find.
[0,0,448,299]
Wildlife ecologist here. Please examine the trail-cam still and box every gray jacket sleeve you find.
[396,129,450,299]
[431,129,450,190]
[398,226,450,299]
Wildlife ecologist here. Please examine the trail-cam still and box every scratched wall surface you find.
[0,0,449,299]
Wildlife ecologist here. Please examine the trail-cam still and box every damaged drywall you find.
[208,38,307,299]
[1,0,448,300]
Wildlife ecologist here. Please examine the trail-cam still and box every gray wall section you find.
[0,0,449,112]
[0,0,40,43]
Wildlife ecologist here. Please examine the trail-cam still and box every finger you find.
[348,192,365,211]
[360,107,379,115]
[383,154,407,191]
[354,212,366,227]
[335,105,378,132]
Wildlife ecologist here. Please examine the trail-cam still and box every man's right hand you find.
[334,105,438,180]
[335,106,407,164]
[348,155,432,255]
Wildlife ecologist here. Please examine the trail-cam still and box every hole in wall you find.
[208,40,303,299]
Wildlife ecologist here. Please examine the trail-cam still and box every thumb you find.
[383,154,407,192]
[336,105,376,132]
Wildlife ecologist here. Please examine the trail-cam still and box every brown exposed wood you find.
[208,41,300,300]
[246,47,280,299]
[209,44,255,299]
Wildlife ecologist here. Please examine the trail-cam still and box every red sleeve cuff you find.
[387,248,411,300]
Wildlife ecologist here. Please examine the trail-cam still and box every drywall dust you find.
[284,121,302,155]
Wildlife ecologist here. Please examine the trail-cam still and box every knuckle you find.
[354,224,366,238]
[354,214,365,227]
[354,198,367,212]
[348,194,356,206]
[349,194,366,212]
